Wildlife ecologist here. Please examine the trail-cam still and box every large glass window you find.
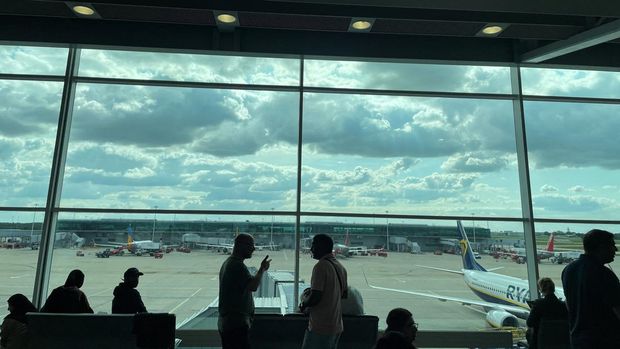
[0,210,42,305]
[534,222,620,294]
[61,84,299,211]
[304,59,511,94]
[525,102,620,220]
[302,93,521,217]
[300,216,528,330]
[78,49,300,86]
[0,80,63,207]
[0,45,68,75]
[48,212,296,325]
[521,67,620,99]
[5,42,620,339]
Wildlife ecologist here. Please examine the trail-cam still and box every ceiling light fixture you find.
[65,2,100,18]
[213,10,239,32]
[349,18,375,33]
[476,23,508,37]
[352,21,371,30]
[72,5,94,16]
[482,26,503,35]
[217,13,237,24]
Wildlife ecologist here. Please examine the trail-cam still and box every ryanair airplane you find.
[366,221,565,328]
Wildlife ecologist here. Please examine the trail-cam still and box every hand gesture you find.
[260,255,271,271]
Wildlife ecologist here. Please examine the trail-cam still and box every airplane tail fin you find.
[127,225,135,249]
[456,221,486,271]
[545,233,554,252]
[344,229,350,247]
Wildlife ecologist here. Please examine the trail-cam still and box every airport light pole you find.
[152,205,158,241]
[30,204,37,244]
[270,208,274,249]
[472,213,476,251]
[386,210,390,251]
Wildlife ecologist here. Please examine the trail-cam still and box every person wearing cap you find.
[112,267,147,314]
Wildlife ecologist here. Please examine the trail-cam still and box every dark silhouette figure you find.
[112,267,147,314]
[374,308,417,349]
[562,229,620,349]
[526,277,569,349]
[41,269,93,313]
[300,234,348,349]
[1,294,37,349]
[218,234,271,349]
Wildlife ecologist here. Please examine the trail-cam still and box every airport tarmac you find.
[1,247,617,331]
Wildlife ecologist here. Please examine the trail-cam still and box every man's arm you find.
[300,290,323,312]
[614,306,620,321]
[247,255,271,292]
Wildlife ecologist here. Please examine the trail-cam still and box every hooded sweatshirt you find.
[112,282,147,314]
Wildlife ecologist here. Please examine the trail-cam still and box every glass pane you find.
[522,67,620,99]
[78,49,300,85]
[48,212,296,326]
[0,210,43,306]
[298,217,528,333]
[525,102,620,219]
[61,84,299,210]
[302,93,521,217]
[0,80,63,206]
[304,59,511,93]
[534,222,620,300]
[0,45,68,75]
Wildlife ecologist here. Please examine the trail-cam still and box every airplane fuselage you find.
[463,269,565,315]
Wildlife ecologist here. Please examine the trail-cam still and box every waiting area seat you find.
[249,313,379,349]
[26,312,176,349]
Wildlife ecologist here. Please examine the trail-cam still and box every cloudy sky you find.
[2,45,620,228]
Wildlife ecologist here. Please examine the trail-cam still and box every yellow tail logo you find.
[459,239,468,256]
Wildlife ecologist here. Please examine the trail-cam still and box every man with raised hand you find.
[218,233,271,349]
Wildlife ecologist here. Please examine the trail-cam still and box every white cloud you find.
[540,184,559,193]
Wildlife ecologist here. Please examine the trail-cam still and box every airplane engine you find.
[486,310,519,328]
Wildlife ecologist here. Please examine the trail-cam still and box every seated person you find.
[526,277,568,349]
[374,308,417,349]
[341,285,364,315]
[112,267,147,314]
[41,269,94,313]
[1,294,37,349]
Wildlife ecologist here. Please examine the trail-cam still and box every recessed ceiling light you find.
[217,14,237,24]
[482,25,504,35]
[348,18,375,33]
[72,5,95,16]
[351,21,372,30]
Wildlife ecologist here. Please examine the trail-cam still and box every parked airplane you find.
[492,233,556,264]
[198,240,280,254]
[366,221,565,328]
[95,226,170,254]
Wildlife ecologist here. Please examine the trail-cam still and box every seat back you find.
[339,315,379,349]
[133,313,177,349]
[26,313,136,349]
[536,318,570,349]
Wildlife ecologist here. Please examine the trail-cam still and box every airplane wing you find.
[415,265,464,275]
[365,279,530,318]
[94,242,124,248]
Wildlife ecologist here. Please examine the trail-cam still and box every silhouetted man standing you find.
[218,234,271,349]
[299,234,348,349]
[562,229,620,349]
[112,267,147,314]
